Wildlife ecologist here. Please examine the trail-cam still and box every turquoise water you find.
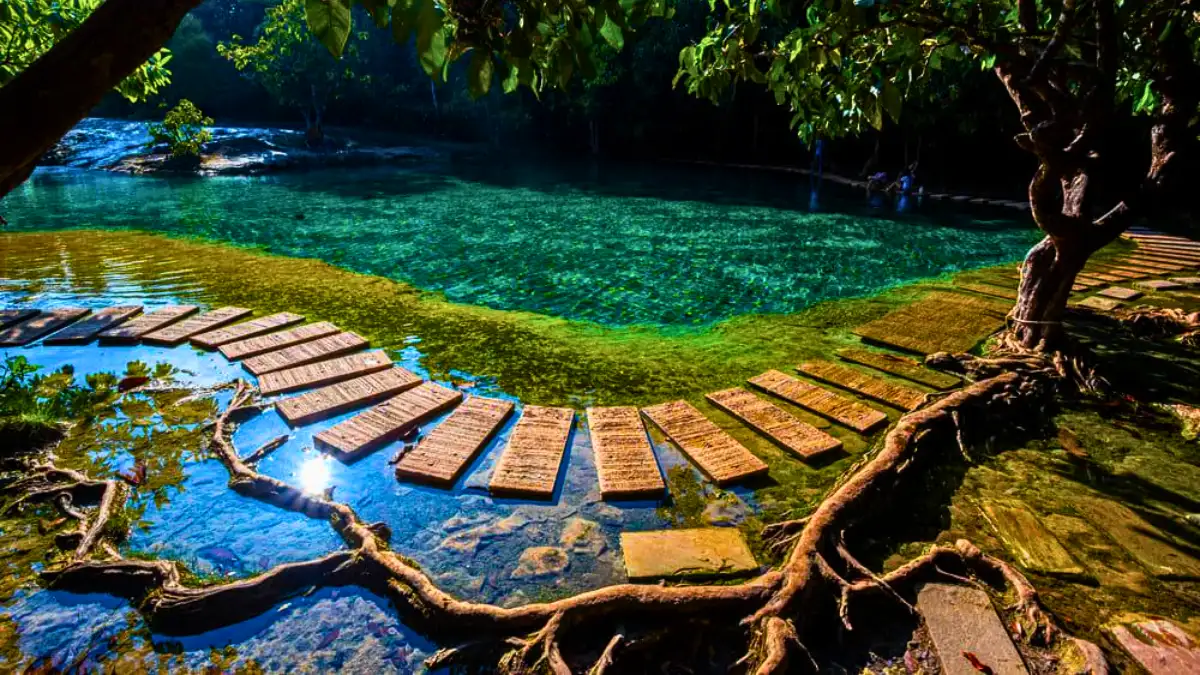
[1,148,1037,327]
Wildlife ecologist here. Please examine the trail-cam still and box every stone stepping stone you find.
[1171,277,1200,287]
[1135,279,1185,291]
[1071,284,1089,293]
[1086,265,1146,279]
[749,369,888,433]
[959,282,1018,300]
[1075,296,1124,311]
[1075,497,1200,579]
[0,307,89,346]
[190,312,305,349]
[586,406,666,500]
[1136,241,1200,255]
[1106,618,1200,675]
[0,309,38,330]
[258,350,393,396]
[276,367,422,426]
[315,381,462,462]
[489,406,576,499]
[1097,287,1142,300]
[396,396,515,487]
[219,321,340,360]
[621,528,758,581]
[142,306,253,346]
[641,400,769,486]
[1136,251,1200,266]
[917,583,1029,675]
[98,305,198,343]
[838,348,961,390]
[705,388,841,461]
[1072,276,1106,288]
[853,291,1007,355]
[979,500,1088,579]
[1080,271,1125,283]
[1125,256,1188,271]
[797,361,926,411]
[241,331,367,376]
[1110,261,1175,275]
[43,306,142,345]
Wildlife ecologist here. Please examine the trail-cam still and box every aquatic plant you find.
[0,356,119,451]
[147,99,213,158]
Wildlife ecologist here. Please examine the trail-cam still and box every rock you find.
[1167,403,1200,441]
[1074,497,1200,579]
[559,518,606,555]
[916,582,1029,675]
[620,528,758,580]
[979,500,1089,580]
[437,512,529,554]
[702,498,748,526]
[1060,637,1109,675]
[511,546,569,578]
[1041,514,1152,595]
[1105,617,1200,675]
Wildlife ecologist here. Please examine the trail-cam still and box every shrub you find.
[147,99,214,158]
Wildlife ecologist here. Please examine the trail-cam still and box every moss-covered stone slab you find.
[219,321,340,360]
[98,305,198,343]
[1097,287,1142,300]
[1171,277,1200,287]
[837,348,961,390]
[1075,497,1200,579]
[1072,276,1105,288]
[1134,279,1185,291]
[748,369,888,433]
[276,367,422,426]
[621,528,757,580]
[705,387,842,460]
[0,307,89,346]
[797,360,927,411]
[1124,256,1187,272]
[641,400,769,485]
[1106,618,1200,675]
[315,381,462,461]
[853,291,1007,355]
[959,282,1019,300]
[979,500,1088,580]
[190,311,305,348]
[258,350,393,396]
[242,331,368,376]
[587,406,666,500]
[1080,270,1125,283]
[1085,265,1145,280]
[1075,296,1123,311]
[43,305,142,345]
[397,396,515,487]
[489,405,575,498]
[917,583,1029,675]
[142,306,253,346]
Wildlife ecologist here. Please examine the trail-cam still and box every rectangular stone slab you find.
[0,307,89,346]
[220,321,340,360]
[917,583,1029,675]
[853,291,1007,355]
[489,406,576,498]
[1107,261,1173,275]
[640,400,769,486]
[1075,497,1200,579]
[1085,265,1145,280]
[1134,251,1200,266]
[98,305,198,343]
[837,348,961,390]
[276,367,422,426]
[979,501,1088,579]
[142,306,253,346]
[704,388,841,460]
[797,361,926,411]
[241,332,367,376]
[1124,257,1187,271]
[0,309,39,330]
[1106,618,1200,675]
[315,381,462,461]
[1071,276,1105,288]
[1136,243,1200,256]
[190,312,305,348]
[748,369,888,433]
[42,306,142,345]
[586,406,666,499]
[258,350,393,396]
[1097,286,1142,300]
[621,528,758,581]
[1075,296,1123,311]
[1134,279,1185,291]
[396,396,515,487]
[958,282,1018,300]
[1171,277,1200,287]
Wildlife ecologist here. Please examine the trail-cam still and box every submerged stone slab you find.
[853,291,1007,355]
[837,348,961,390]
[748,369,888,433]
[1097,287,1142,300]
[142,306,253,346]
[43,305,142,345]
[705,387,842,460]
[99,305,198,343]
[1106,618,1200,675]
[258,350,393,396]
[276,367,422,426]
[587,406,666,500]
[242,331,367,375]
[489,405,576,498]
[397,396,515,487]
[1075,296,1124,312]
[1075,497,1200,579]
[917,583,1028,675]
[979,500,1088,579]
[1170,277,1200,287]
[0,307,89,346]
[1088,265,1148,279]
[797,360,927,411]
[1134,279,1185,291]
[315,381,462,461]
[190,312,305,348]
[621,528,758,580]
[959,282,1019,300]
[641,400,769,485]
[219,321,340,360]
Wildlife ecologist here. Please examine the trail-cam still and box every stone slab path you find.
[797,361,926,411]
[748,369,888,433]
[0,309,39,330]
[959,282,1018,300]
[258,350,393,396]
[395,396,515,487]
[917,582,1028,675]
[853,291,1007,355]
[621,528,758,580]
[0,307,89,346]
[219,321,340,360]
[586,406,666,500]
[191,312,305,349]
[1106,618,1200,675]
[1075,296,1123,312]
[704,388,841,460]
[488,406,576,499]
[99,305,198,343]
[1097,287,1142,300]
[315,381,462,461]
[837,348,960,390]
[980,500,1087,579]
[43,306,142,345]
[142,306,252,346]
[242,331,367,376]
[276,367,422,426]
[1075,497,1200,579]
[641,400,768,485]
[1135,279,1185,291]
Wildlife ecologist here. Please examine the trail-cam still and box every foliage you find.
[147,99,214,157]
[0,355,121,450]
[0,0,172,101]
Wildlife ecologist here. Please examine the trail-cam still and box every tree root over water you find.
[37,357,1091,672]
[3,463,126,560]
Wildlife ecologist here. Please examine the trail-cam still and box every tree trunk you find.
[0,0,203,198]
[1010,235,1089,349]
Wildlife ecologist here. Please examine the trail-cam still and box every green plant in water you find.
[147,99,214,158]
[0,355,120,452]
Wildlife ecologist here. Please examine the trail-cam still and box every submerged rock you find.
[511,546,569,578]
[1105,616,1200,675]
[559,518,606,555]
[916,582,1028,675]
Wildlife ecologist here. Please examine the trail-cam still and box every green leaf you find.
[599,14,624,50]
[503,60,522,93]
[880,81,901,122]
[1135,81,1158,113]
[866,97,883,130]
[305,0,352,58]
[416,0,446,79]
[468,50,493,98]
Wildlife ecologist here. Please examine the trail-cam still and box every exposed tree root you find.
[35,360,1071,672]
[1114,305,1200,346]
[242,433,289,466]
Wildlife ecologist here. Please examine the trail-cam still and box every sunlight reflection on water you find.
[298,456,332,495]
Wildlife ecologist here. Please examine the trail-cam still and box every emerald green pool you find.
[1,159,1037,326]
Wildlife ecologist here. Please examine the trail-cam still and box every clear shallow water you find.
[1,121,1038,326]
